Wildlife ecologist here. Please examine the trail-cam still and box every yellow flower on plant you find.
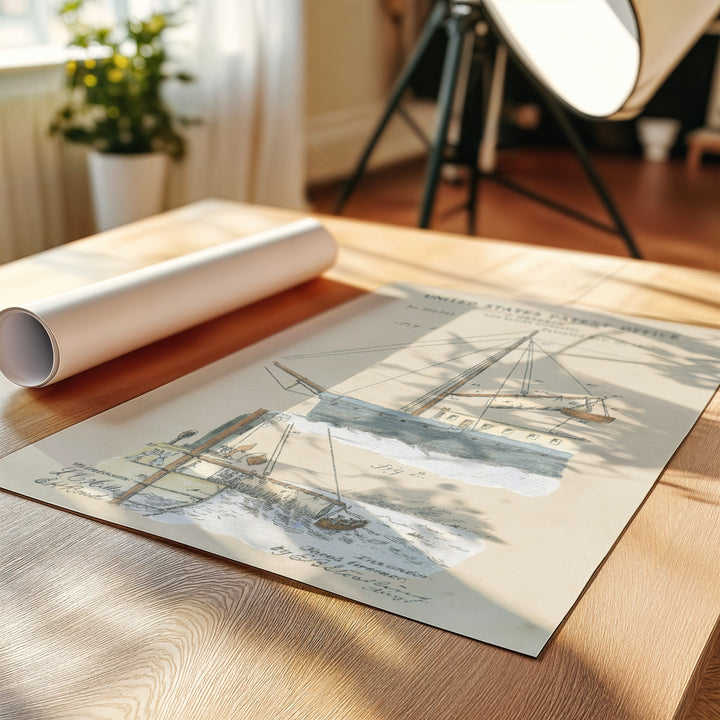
[113,55,129,69]
[84,59,96,69]
[66,60,77,73]
[83,75,98,87]
[147,16,164,33]
[108,68,124,83]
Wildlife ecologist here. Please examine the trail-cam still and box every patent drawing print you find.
[34,327,619,582]
[5,284,719,655]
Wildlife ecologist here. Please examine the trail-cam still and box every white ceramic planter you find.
[87,151,169,231]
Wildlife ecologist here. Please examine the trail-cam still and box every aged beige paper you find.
[1,284,718,656]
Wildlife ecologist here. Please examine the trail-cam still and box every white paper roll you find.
[0,218,337,387]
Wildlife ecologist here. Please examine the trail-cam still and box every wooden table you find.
[1,199,719,720]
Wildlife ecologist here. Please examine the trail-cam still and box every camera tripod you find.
[334,0,642,259]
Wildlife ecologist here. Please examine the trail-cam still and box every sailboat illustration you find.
[53,331,614,522]
[105,409,369,531]
[270,331,615,482]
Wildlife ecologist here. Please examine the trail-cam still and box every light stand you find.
[334,0,643,259]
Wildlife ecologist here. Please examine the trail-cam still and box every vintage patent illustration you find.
[2,284,718,656]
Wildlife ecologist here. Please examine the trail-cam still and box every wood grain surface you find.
[1,199,719,720]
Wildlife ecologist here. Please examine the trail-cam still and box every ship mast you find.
[399,332,538,416]
[111,408,268,505]
[272,361,326,395]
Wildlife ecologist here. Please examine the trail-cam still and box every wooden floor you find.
[310,148,720,272]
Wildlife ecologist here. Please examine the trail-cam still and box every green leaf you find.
[51,2,195,159]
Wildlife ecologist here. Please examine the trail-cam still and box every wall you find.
[304,0,435,184]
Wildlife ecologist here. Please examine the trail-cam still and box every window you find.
[0,1,141,68]
[0,0,182,70]
[0,0,51,49]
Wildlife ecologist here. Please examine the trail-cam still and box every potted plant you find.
[50,0,193,231]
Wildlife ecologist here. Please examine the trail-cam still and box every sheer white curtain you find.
[0,67,63,264]
[0,0,306,263]
[168,0,307,210]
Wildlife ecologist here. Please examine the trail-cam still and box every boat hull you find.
[307,392,572,478]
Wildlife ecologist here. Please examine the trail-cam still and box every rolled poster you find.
[0,218,336,387]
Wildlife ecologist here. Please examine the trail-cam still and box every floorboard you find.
[310,148,720,272]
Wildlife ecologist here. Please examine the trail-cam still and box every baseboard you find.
[305,98,437,185]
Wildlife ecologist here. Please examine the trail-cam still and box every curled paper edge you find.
[0,218,337,388]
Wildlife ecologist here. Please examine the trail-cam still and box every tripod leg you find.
[540,90,643,259]
[478,43,507,174]
[419,9,474,228]
[466,34,500,235]
[467,156,480,235]
[439,22,476,183]
[334,0,447,214]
